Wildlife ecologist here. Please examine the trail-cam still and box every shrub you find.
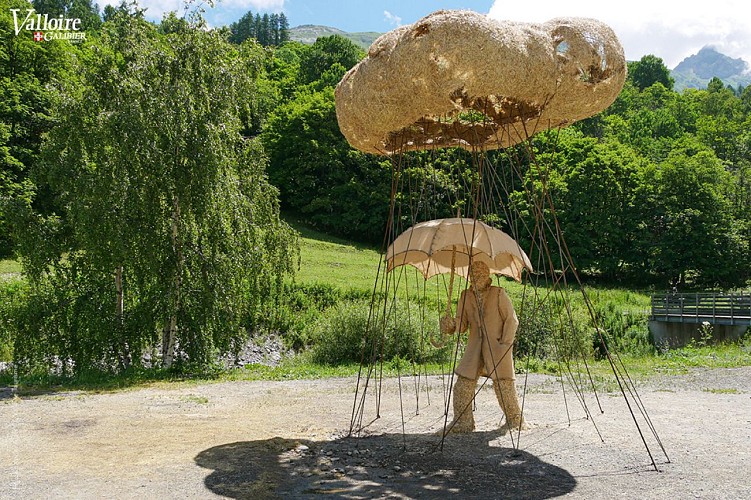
[515,295,593,362]
[515,300,558,360]
[592,303,654,358]
[0,278,27,362]
[251,282,377,351]
[308,299,451,365]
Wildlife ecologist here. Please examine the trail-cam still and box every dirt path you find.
[1,367,750,499]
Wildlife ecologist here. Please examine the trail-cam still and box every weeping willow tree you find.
[12,12,297,374]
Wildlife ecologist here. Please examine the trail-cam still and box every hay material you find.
[495,379,528,433]
[447,375,477,433]
[335,10,626,155]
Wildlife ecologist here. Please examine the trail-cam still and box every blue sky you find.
[106,0,751,70]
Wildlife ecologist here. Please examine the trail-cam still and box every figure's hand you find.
[440,315,456,335]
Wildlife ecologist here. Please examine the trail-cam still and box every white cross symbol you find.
[33,32,43,42]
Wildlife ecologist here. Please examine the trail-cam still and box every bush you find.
[592,303,655,358]
[308,299,451,366]
[515,295,593,362]
[0,278,27,362]
[515,300,558,360]
[250,282,374,350]
[11,260,156,376]
[514,289,655,364]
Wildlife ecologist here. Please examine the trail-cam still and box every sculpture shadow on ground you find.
[195,430,576,499]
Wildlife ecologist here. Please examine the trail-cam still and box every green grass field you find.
[292,222,382,291]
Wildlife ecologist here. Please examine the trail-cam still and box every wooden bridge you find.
[649,292,750,347]
[650,292,751,326]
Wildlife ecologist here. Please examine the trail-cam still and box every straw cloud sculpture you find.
[335,10,626,155]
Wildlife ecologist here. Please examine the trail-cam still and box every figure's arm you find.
[440,290,470,334]
[498,289,519,344]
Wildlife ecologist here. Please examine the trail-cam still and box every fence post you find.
[695,293,699,323]
[712,293,716,324]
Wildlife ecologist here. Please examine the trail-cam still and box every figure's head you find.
[469,261,492,291]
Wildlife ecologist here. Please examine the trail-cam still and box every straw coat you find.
[454,286,518,380]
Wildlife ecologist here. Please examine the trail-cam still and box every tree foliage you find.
[12,13,297,374]
[263,86,391,242]
[0,0,76,256]
[229,10,289,46]
[297,35,363,85]
[628,54,674,91]
[32,0,103,31]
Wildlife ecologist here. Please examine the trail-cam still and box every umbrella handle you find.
[446,206,460,314]
[432,245,457,349]
[446,245,456,317]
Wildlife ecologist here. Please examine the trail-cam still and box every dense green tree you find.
[262,86,391,242]
[260,34,389,241]
[628,54,674,91]
[159,11,189,35]
[229,10,289,46]
[264,41,306,100]
[555,135,645,279]
[31,0,102,31]
[0,0,74,256]
[106,0,145,20]
[13,13,297,373]
[276,13,289,44]
[297,35,363,85]
[647,146,745,286]
[259,13,270,45]
[229,11,254,44]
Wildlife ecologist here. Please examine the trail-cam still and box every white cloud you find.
[384,10,402,27]
[487,0,751,68]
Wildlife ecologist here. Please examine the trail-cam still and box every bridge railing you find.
[650,292,751,326]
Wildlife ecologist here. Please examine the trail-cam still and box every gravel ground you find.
[1,366,750,499]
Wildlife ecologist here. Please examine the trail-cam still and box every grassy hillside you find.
[293,222,381,291]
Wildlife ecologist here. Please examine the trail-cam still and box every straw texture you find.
[335,10,626,155]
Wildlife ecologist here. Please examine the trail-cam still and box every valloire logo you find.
[11,8,86,43]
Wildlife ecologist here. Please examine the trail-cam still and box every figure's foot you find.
[436,417,475,436]
[441,375,477,436]
[499,416,529,435]
[447,418,476,434]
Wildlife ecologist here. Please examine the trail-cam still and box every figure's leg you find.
[493,378,528,433]
[445,375,478,433]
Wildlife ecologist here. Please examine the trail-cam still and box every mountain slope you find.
[289,25,381,50]
[672,46,751,91]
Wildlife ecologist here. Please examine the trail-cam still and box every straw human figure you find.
[440,260,528,434]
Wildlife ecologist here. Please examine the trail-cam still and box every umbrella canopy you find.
[385,218,533,282]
